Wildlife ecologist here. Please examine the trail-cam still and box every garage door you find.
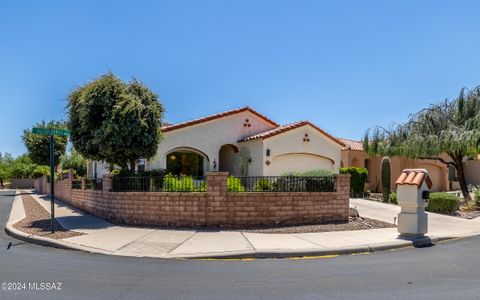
[269,153,334,175]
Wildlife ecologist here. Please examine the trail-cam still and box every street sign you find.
[32,128,70,136]
[31,127,70,233]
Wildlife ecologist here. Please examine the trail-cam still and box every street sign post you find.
[32,127,70,233]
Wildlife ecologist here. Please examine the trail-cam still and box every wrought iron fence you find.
[85,178,103,190]
[72,180,82,189]
[229,176,335,192]
[112,175,206,192]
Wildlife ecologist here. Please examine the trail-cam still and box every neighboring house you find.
[86,161,110,179]
[146,107,344,177]
[339,138,480,192]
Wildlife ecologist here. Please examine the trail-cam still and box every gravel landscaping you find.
[243,216,395,234]
[13,194,84,240]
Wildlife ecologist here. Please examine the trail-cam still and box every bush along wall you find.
[390,192,398,204]
[339,167,368,197]
[426,192,460,214]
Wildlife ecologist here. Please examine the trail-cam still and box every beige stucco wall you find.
[342,150,449,192]
[464,160,480,186]
[147,111,276,174]
[260,125,342,176]
[239,140,264,176]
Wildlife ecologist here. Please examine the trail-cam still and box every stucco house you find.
[88,107,345,178]
[148,107,344,176]
[339,138,480,193]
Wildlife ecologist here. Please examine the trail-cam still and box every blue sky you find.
[1,0,480,157]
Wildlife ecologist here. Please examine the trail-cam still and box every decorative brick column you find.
[102,174,114,192]
[334,174,350,193]
[206,172,228,196]
[81,177,87,190]
[205,172,228,227]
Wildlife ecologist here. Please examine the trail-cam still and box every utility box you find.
[395,169,432,237]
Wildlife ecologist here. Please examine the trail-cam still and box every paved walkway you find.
[6,192,480,258]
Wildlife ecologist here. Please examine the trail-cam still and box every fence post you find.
[334,174,350,194]
[206,172,228,195]
[103,174,113,192]
[81,177,86,190]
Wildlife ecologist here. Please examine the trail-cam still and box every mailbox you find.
[395,169,432,237]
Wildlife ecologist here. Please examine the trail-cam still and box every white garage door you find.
[269,153,334,175]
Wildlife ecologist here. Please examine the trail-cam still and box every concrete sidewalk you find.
[6,192,480,259]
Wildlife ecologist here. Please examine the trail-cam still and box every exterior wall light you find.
[213,159,217,170]
[266,149,270,156]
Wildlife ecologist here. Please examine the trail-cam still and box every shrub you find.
[273,176,305,192]
[426,192,460,214]
[474,190,480,208]
[253,178,272,191]
[227,176,245,192]
[390,192,397,205]
[32,165,50,178]
[163,174,195,192]
[144,169,167,190]
[339,167,368,197]
[281,169,333,177]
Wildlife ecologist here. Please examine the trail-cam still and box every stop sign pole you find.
[32,128,70,234]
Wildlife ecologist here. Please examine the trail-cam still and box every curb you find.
[4,191,112,256]
[3,192,469,260]
[4,224,111,255]
[168,239,440,259]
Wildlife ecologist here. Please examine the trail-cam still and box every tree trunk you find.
[129,160,136,174]
[118,162,128,172]
[454,157,471,201]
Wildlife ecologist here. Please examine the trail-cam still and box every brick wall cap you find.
[206,172,229,176]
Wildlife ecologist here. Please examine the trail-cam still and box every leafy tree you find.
[60,148,87,177]
[9,154,36,178]
[0,152,13,186]
[22,120,68,167]
[364,87,480,200]
[67,73,164,172]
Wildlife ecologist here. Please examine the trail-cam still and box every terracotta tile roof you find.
[338,138,364,151]
[239,121,345,147]
[161,107,279,132]
[395,169,433,190]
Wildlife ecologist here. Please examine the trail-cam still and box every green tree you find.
[22,120,68,167]
[67,73,164,172]
[364,87,480,200]
[60,148,87,177]
[0,152,13,186]
[9,154,36,178]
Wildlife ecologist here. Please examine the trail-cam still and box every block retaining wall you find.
[35,172,350,228]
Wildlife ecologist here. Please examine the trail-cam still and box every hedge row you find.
[339,167,368,197]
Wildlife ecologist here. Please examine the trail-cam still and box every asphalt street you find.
[1,190,480,300]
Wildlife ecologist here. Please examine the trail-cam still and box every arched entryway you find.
[219,144,239,176]
[166,147,209,177]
